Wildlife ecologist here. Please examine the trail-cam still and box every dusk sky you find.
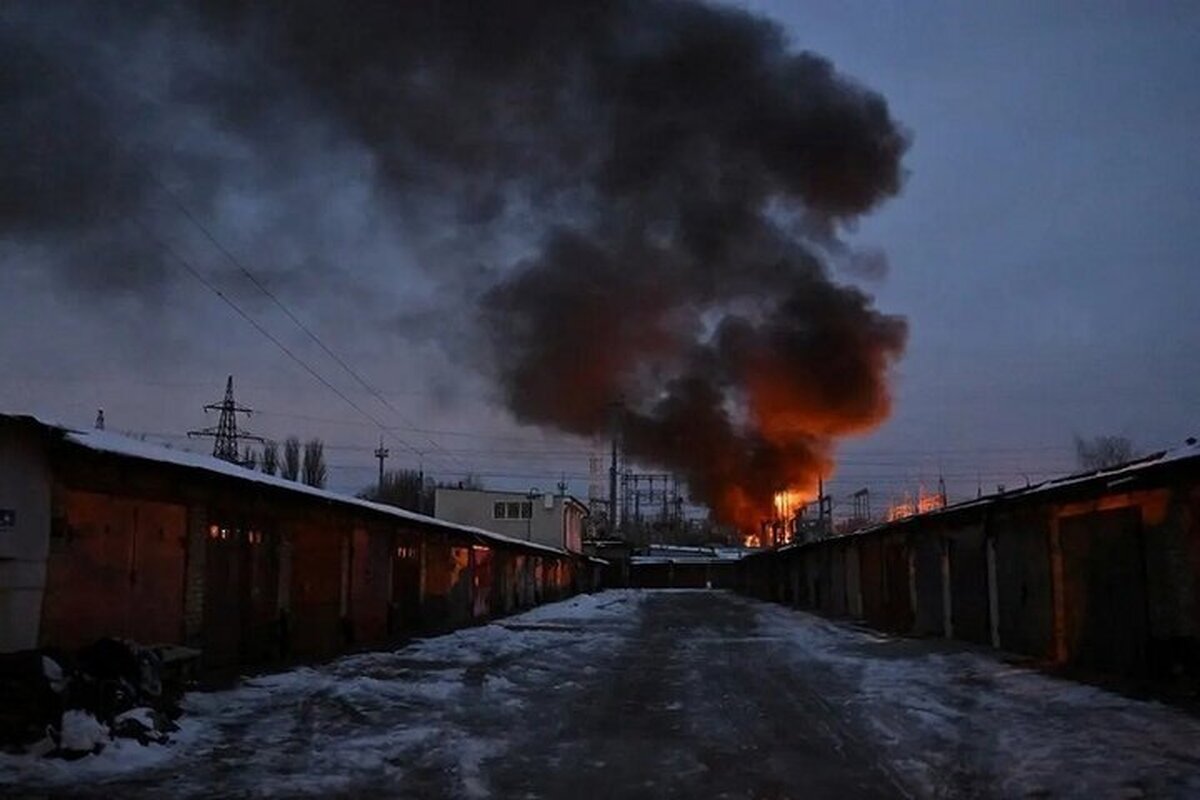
[3,1,1197,518]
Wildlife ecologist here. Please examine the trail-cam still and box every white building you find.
[434,487,586,553]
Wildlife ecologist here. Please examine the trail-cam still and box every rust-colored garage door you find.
[202,522,280,667]
[1060,507,1148,676]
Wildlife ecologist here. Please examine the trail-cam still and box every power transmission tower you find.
[851,487,870,527]
[188,375,263,464]
[622,471,674,544]
[816,476,832,538]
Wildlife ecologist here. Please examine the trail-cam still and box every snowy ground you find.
[3,590,1199,798]
[753,601,1200,799]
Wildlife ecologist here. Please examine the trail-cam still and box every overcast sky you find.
[741,1,1200,503]
[3,2,1197,515]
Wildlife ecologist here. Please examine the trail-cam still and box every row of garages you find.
[738,444,1200,684]
[0,414,601,668]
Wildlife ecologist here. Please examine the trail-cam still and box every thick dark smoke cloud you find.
[3,0,909,528]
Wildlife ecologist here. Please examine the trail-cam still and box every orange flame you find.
[886,486,946,521]
[742,487,818,548]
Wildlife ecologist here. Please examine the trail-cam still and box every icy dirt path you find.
[0,591,644,798]
[750,598,1200,798]
[3,590,1200,798]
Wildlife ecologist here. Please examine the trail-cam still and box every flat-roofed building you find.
[434,487,586,553]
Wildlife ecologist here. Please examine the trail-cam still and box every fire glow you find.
[463,2,911,538]
[886,487,947,522]
[774,489,807,522]
[1,2,912,544]
[743,488,816,548]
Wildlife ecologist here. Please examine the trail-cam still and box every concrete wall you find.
[0,423,50,652]
[562,501,585,554]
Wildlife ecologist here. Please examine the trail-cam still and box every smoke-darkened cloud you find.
[3,0,910,528]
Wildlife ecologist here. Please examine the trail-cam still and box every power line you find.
[19,376,1181,461]
[131,428,1082,481]
[127,216,440,465]
[17,373,475,402]
[143,173,471,472]
[43,54,470,474]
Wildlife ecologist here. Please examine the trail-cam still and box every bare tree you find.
[302,438,327,488]
[361,468,433,514]
[1074,434,1135,470]
[281,436,301,481]
[261,440,278,476]
[242,445,258,470]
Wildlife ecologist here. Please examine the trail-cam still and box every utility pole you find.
[633,473,641,529]
[660,475,668,524]
[374,436,389,495]
[627,473,634,538]
[816,476,832,538]
[188,376,263,464]
[417,451,426,513]
[608,400,622,538]
[672,475,683,532]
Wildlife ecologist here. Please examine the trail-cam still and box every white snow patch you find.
[113,707,158,730]
[752,600,1200,798]
[46,420,572,558]
[58,711,110,753]
[456,736,498,799]
[0,591,644,797]
[0,717,205,786]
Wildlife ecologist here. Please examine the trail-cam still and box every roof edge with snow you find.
[4,412,576,560]
[754,437,1200,557]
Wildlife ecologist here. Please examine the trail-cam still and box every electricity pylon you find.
[188,375,263,465]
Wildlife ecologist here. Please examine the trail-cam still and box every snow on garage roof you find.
[760,436,1200,555]
[3,412,574,559]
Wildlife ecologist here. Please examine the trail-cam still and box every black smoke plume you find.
[3,1,910,528]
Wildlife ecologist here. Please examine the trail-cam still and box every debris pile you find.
[0,639,186,758]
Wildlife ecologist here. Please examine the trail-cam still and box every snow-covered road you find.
[3,590,1199,798]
